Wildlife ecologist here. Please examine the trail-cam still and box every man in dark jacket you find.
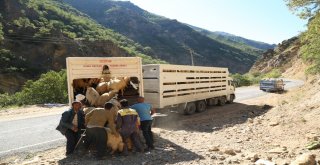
[57,100,85,155]
[116,99,144,155]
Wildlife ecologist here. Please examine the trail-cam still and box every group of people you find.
[56,96,155,159]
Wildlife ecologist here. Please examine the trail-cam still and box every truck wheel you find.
[196,100,206,112]
[184,102,196,115]
[227,95,234,104]
[218,97,226,106]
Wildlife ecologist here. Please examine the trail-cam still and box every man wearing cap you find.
[57,100,85,155]
[84,102,118,159]
[130,96,156,151]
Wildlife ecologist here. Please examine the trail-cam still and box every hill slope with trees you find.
[0,0,163,93]
[63,0,265,73]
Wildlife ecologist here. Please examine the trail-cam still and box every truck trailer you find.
[66,57,235,115]
[143,64,235,115]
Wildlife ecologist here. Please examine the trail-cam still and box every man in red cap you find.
[57,100,85,155]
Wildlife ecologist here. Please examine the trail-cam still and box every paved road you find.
[0,114,65,158]
[234,79,304,102]
[0,79,304,159]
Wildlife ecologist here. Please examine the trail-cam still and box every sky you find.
[127,0,307,44]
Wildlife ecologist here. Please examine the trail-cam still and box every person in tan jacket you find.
[84,102,118,159]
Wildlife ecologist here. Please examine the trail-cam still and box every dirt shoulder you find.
[0,104,68,122]
[1,80,320,165]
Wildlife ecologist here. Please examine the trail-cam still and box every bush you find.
[0,70,68,107]
[0,93,17,108]
[263,69,281,78]
[231,72,265,87]
[231,73,251,87]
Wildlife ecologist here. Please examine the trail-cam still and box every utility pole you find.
[189,48,194,66]
[183,41,195,66]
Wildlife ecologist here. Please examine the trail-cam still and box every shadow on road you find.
[57,133,204,165]
[153,102,273,132]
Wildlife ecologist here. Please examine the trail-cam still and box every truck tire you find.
[218,97,226,106]
[184,102,196,115]
[196,100,206,112]
[227,95,234,104]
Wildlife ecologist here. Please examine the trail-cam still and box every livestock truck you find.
[143,64,235,115]
[66,57,235,115]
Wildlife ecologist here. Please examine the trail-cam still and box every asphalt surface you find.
[0,114,65,158]
[234,79,304,102]
[0,79,304,159]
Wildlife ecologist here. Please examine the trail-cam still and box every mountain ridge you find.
[63,0,263,73]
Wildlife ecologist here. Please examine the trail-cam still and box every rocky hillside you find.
[63,0,261,73]
[250,37,301,74]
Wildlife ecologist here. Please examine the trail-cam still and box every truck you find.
[66,57,235,115]
[66,57,144,106]
[143,64,235,115]
[259,78,285,92]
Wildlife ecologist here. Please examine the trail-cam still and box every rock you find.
[255,159,275,165]
[248,118,254,123]
[269,122,279,126]
[305,133,320,141]
[290,153,316,165]
[218,155,226,160]
[211,155,217,160]
[235,149,241,153]
[267,147,288,153]
[236,140,243,143]
[47,160,55,163]
[246,153,259,162]
[224,149,236,156]
[227,157,240,164]
[305,141,320,150]
[208,146,220,152]
[217,151,224,155]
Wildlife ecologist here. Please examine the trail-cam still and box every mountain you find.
[250,37,301,74]
[189,25,276,57]
[0,0,163,93]
[0,0,274,94]
[63,0,260,73]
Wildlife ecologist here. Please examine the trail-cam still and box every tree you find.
[285,0,320,19]
[285,0,320,74]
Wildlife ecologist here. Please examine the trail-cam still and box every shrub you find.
[0,93,17,108]
[0,70,68,107]
[263,69,281,78]
[231,73,251,87]
[17,70,68,105]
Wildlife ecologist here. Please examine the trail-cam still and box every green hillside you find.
[63,0,260,73]
[0,0,164,93]
[189,25,275,57]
